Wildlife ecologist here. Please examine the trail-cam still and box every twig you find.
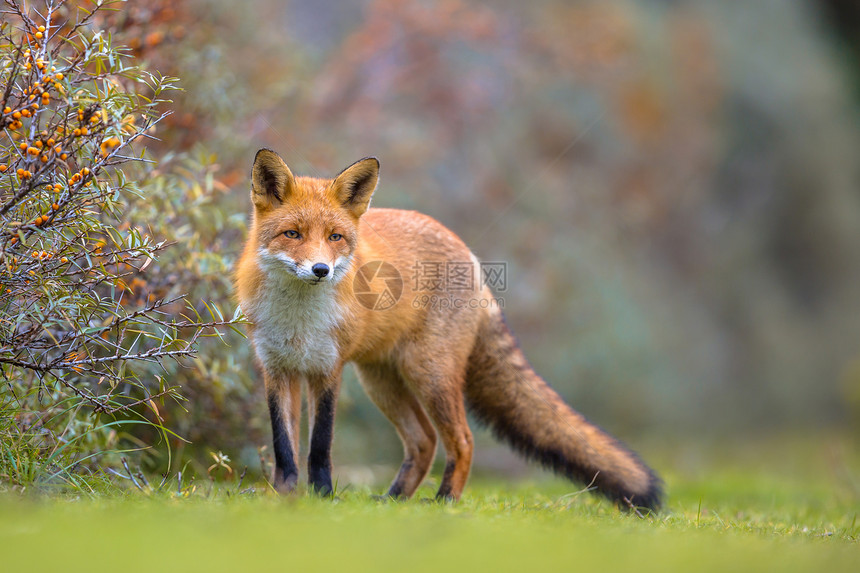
[623,496,647,519]
[236,466,247,492]
[121,457,143,491]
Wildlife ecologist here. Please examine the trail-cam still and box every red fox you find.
[235,149,662,511]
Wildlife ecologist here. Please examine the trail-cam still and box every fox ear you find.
[330,157,379,218]
[251,148,295,210]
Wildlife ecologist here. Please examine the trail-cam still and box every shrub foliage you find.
[0,0,240,490]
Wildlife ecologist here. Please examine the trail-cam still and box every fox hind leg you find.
[398,350,474,501]
[417,385,473,501]
[355,362,437,499]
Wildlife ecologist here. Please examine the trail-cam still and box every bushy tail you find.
[464,307,663,511]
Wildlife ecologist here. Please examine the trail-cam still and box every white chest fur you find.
[246,272,345,376]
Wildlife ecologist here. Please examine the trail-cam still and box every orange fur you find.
[235,149,662,509]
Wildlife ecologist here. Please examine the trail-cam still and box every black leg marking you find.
[435,459,457,501]
[308,389,336,496]
[268,393,298,491]
[386,459,414,499]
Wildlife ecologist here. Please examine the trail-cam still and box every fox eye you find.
[329,233,343,242]
[284,230,301,239]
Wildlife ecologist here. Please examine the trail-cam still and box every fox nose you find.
[312,263,330,278]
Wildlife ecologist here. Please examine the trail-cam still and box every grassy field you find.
[0,434,857,572]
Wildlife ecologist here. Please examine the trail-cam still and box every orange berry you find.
[60,257,68,263]
[30,102,39,109]
[9,237,17,245]
[60,153,67,160]
[90,115,99,124]
[31,251,38,258]
[21,109,30,118]
[19,142,28,150]
[80,127,88,135]
[0,165,6,172]
[35,141,43,148]
[37,25,45,32]
[40,155,48,163]
[12,111,21,120]
[34,32,43,39]
[54,146,61,153]
[82,167,90,175]
[73,128,81,137]
[2,106,10,114]
[47,138,54,146]
[27,147,38,155]
[52,203,59,210]
[28,270,35,276]
[55,73,63,80]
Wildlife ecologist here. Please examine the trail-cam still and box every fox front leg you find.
[306,371,342,496]
[266,373,302,493]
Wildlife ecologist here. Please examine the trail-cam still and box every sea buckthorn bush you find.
[0,0,241,491]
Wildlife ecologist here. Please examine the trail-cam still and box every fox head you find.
[250,149,379,285]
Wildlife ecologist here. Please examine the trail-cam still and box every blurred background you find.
[119,0,860,481]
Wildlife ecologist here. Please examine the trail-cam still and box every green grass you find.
[0,485,855,572]
[0,479,856,570]
[0,433,857,571]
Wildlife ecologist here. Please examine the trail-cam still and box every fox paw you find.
[273,473,298,494]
